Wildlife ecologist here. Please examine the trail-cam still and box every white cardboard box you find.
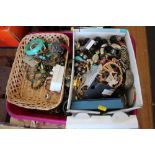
[66,28,143,128]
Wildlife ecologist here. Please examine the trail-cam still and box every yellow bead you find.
[77,42,80,49]
[73,80,77,86]
[98,105,107,112]
[71,27,74,32]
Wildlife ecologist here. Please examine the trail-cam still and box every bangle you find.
[24,38,45,56]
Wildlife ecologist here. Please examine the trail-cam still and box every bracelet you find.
[25,38,45,56]
[98,61,123,88]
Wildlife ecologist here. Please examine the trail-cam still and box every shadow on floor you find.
[146,27,155,128]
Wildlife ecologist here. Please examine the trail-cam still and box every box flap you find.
[66,112,139,129]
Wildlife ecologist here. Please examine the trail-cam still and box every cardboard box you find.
[66,28,142,128]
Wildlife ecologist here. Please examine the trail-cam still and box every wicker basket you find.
[6,33,69,110]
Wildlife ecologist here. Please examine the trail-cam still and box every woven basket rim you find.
[6,32,70,110]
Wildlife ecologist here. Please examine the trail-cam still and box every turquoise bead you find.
[75,56,84,62]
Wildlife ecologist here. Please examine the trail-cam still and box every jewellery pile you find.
[24,38,67,90]
[73,35,135,108]
[23,37,72,115]
[48,59,72,115]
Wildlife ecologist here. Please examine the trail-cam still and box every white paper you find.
[82,64,102,87]
[102,89,114,96]
[50,65,64,92]
[86,40,95,50]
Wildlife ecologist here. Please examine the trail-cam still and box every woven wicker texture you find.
[6,33,69,110]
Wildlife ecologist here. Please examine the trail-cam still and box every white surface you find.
[50,65,65,92]
[102,89,114,96]
[82,64,102,88]
[125,31,143,107]
[85,40,95,50]
[66,112,139,129]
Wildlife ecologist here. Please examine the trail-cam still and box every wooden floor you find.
[116,26,153,128]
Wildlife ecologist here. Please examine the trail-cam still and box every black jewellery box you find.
[66,28,142,129]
